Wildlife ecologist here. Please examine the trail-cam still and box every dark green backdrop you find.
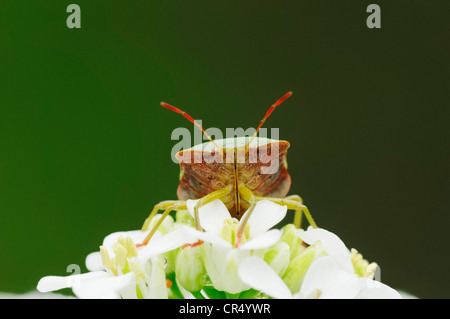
[0,0,448,298]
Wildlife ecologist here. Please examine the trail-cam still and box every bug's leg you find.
[137,200,187,247]
[238,185,315,229]
[141,200,184,231]
[284,194,303,203]
[254,195,317,229]
[280,195,303,228]
[234,185,258,247]
[192,185,233,231]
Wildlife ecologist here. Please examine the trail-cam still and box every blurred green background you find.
[0,0,449,298]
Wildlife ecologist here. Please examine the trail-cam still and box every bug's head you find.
[160,91,293,155]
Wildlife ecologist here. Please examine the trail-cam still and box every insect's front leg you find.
[192,185,233,231]
[139,187,233,247]
[137,200,187,247]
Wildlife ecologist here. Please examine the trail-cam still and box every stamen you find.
[182,240,204,249]
[234,232,243,248]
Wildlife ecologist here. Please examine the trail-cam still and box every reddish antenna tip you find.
[161,102,182,114]
[160,100,223,153]
[247,91,293,146]
[274,91,293,106]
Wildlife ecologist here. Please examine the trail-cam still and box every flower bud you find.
[176,210,195,227]
[162,248,178,275]
[221,249,251,294]
[148,256,169,299]
[143,214,175,234]
[175,245,206,292]
[282,242,326,294]
[280,224,305,260]
[219,219,234,244]
[264,241,290,277]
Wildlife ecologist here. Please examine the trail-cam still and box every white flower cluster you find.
[37,199,401,299]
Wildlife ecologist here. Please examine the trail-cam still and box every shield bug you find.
[138,92,317,247]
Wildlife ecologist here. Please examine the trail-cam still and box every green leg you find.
[238,185,316,230]
[142,200,187,231]
[139,186,233,247]
[192,185,233,231]
[255,196,317,229]
[138,200,187,247]
[282,195,303,228]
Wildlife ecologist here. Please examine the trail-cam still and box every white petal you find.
[37,271,108,293]
[102,230,149,256]
[148,256,169,299]
[73,272,135,299]
[240,200,287,237]
[201,243,228,291]
[139,228,198,260]
[239,229,282,250]
[181,226,232,249]
[298,227,353,273]
[103,230,148,247]
[221,249,249,294]
[238,256,292,299]
[300,256,359,299]
[320,275,360,299]
[187,199,231,234]
[119,280,138,299]
[356,278,402,299]
[85,252,104,271]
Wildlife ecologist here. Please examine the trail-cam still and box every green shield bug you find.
[138,92,317,247]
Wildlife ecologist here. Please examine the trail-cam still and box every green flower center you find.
[219,219,250,247]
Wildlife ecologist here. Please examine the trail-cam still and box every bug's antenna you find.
[161,102,223,153]
[247,91,293,146]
